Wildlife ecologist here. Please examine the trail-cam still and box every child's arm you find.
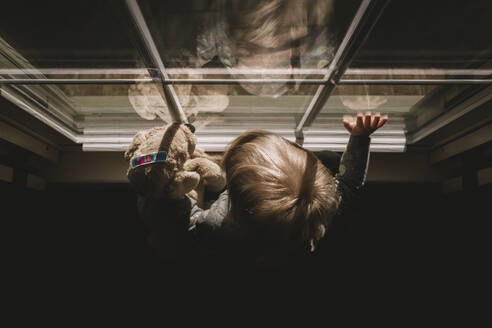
[335,112,387,210]
[189,189,229,232]
[186,189,230,254]
[139,187,229,261]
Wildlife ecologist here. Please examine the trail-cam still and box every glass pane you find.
[322,84,436,115]
[58,84,153,116]
[46,82,318,151]
[351,0,492,74]
[188,83,319,131]
[304,82,479,153]
[139,0,362,83]
[311,84,419,142]
[0,0,147,69]
[54,81,317,127]
[314,83,484,134]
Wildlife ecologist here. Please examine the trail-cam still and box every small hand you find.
[343,112,388,136]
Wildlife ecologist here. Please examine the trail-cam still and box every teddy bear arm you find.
[192,147,206,158]
[168,171,200,200]
[183,158,226,192]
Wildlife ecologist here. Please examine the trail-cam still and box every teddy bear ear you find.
[124,131,147,160]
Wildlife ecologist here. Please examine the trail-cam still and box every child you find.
[185,112,387,264]
[149,112,387,268]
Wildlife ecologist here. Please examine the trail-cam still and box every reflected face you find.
[125,0,336,120]
[235,44,293,96]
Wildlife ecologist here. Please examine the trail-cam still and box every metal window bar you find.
[295,0,391,144]
[2,68,492,76]
[125,0,188,123]
[0,78,155,85]
[2,78,492,85]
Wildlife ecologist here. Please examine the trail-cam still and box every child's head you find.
[223,130,339,248]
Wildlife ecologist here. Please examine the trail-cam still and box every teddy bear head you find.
[124,123,200,200]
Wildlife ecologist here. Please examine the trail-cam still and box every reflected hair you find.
[223,130,339,244]
[234,0,334,48]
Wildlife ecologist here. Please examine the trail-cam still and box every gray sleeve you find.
[336,135,371,189]
[188,190,230,232]
[335,135,371,213]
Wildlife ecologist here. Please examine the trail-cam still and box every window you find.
[1,0,491,151]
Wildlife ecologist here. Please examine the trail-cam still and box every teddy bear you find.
[124,122,226,261]
[124,122,225,202]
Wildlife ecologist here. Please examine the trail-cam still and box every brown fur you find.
[125,123,225,200]
[124,123,226,261]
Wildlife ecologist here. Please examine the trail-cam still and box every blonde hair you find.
[233,0,334,48]
[223,130,339,245]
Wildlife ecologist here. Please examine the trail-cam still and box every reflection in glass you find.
[57,83,149,115]
[324,84,436,114]
[139,0,361,96]
[176,84,318,130]
[318,81,486,136]
[53,81,317,131]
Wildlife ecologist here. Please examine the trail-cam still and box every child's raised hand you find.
[343,112,388,137]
